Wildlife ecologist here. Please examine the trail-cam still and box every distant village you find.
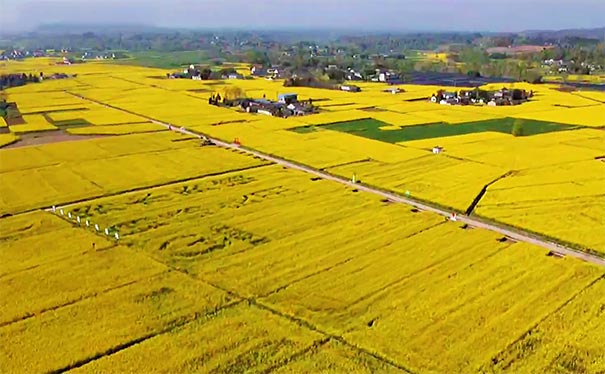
[208,92,316,118]
[541,58,602,74]
[430,87,533,106]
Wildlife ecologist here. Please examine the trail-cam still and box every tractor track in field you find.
[263,221,447,300]
[30,163,270,216]
[485,273,605,371]
[65,92,605,268]
[251,299,416,373]
[89,239,415,373]
[48,299,245,374]
[258,337,332,374]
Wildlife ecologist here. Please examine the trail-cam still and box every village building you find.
[430,87,531,106]
[278,93,298,104]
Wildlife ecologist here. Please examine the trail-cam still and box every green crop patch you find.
[293,117,580,143]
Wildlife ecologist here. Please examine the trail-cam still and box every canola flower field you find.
[1,57,605,373]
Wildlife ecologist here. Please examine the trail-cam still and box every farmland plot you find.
[2,58,605,374]
[67,165,444,296]
[0,272,233,374]
[0,132,269,214]
[484,278,605,374]
[69,304,325,374]
[262,231,603,373]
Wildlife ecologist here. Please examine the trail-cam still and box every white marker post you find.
[68,212,72,219]
[60,209,64,216]
[76,216,81,224]
[104,228,110,236]
[114,232,119,241]
[52,205,56,213]
[95,224,100,232]
[85,220,90,227]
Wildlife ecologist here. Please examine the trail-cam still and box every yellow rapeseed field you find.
[0,131,268,215]
[70,304,324,374]
[9,114,57,133]
[0,133,19,147]
[66,122,163,135]
[59,162,605,373]
[2,58,605,373]
[48,107,148,125]
[485,278,605,373]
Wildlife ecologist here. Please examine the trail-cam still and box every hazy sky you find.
[1,0,604,33]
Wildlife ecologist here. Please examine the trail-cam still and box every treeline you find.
[336,32,483,54]
[0,74,40,90]
[2,29,603,83]
[1,31,224,52]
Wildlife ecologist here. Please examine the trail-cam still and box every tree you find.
[223,86,246,100]
[220,67,237,76]
[512,119,525,137]
[326,69,345,82]
[247,50,270,66]
[200,68,212,80]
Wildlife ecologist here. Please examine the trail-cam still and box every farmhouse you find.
[377,69,401,83]
[345,68,363,81]
[278,93,298,104]
[250,65,267,77]
[431,87,532,106]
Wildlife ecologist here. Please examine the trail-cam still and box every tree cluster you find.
[0,73,40,90]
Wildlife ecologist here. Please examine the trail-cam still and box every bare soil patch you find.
[4,116,25,126]
[2,130,112,149]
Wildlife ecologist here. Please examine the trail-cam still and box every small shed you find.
[341,85,361,92]
[432,146,443,154]
[384,87,402,94]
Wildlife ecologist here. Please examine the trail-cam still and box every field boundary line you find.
[344,229,512,311]
[251,300,416,374]
[61,217,414,372]
[263,221,446,300]
[258,337,332,374]
[485,273,605,371]
[66,92,605,268]
[0,244,117,280]
[35,163,270,214]
[49,299,244,374]
[0,271,166,328]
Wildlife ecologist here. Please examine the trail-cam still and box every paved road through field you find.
[66,92,605,268]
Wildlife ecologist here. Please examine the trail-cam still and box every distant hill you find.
[520,27,605,40]
[35,23,175,35]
